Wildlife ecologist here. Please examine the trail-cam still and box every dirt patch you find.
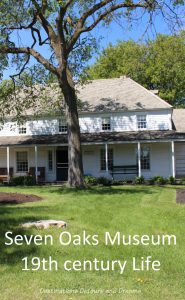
[0,192,42,204]
[176,189,185,204]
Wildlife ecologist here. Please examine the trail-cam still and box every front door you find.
[56,149,68,181]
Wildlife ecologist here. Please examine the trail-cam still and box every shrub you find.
[11,175,36,186]
[147,178,155,185]
[167,176,176,185]
[84,175,98,186]
[133,176,145,184]
[153,176,167,185]
[11,176,25,186]
[24,176,36,186]
[97,177,112,186]
[179,177,185,185]
[112,180,127,186]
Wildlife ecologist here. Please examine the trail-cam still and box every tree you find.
[146,32,185,105]
[87,40,148,85]
[88,32,185,106]
[0,1,184,187]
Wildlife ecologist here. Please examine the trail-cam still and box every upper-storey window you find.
[59,118,67,133]
[137,115,147,129]
[102,117,111,131]
[18,125,27,134]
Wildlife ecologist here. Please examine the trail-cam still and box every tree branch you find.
[67,1,148,53]
[0,46,58,75]
[31,0,59,46]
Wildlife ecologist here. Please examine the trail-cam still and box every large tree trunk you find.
[58,69,84,188]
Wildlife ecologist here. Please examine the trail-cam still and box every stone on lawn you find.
[21,220,67,229]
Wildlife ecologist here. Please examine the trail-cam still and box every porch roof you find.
[1,130,185,146]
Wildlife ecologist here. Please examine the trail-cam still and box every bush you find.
[11,176,25,186]
[133,176,145,184]
[167,176,176,185]
[84,175,98,186]
[147,178,155,185]
[24,176,36,186]
[11,175,36,186]
[97,177,112,186]
[153,176,167,185]
[179,177,185,185]
[112,180,127,186]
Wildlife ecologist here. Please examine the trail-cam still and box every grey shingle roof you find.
[77,77,172,112]
[172,109,185,132]
[8,77,172,117]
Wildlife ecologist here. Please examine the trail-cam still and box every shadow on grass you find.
[48,185,158,196]
[0,204,51,266]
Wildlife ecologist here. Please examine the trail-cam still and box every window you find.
[141,147,150,170]
[48,150,53,171]
[137,115,147,129]
[100,149,113,171]
[16,152,28,172]
[102,117,111,131]
[59,118,67,133]
[18,125,27,134]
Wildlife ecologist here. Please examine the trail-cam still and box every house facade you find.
[0,77,185,182]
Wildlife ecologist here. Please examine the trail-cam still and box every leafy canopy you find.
[87,32,185,106]
[0,0,184,116]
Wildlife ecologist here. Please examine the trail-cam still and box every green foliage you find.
[133,176,145,184]
[167,176,176,185]
[84,175,98,186]
[11,176,36,186]
[179,177,185,185]
[112,180,127,185]
[88,33,185,106]
[10,176,25,186]
[152,176,167,185]
[23,176,36,186]
[97,177,112,186]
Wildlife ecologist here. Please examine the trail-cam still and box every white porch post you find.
[105,143,108,173]
[137,142,141,177]
[35,145,38,183]
[171,141,175,178]
[7,146,10,183]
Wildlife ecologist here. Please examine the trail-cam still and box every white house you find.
[0,76,185,182]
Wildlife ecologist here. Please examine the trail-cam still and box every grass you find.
[0,185,185,300]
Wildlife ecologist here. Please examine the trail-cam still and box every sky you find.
[2,7,183,80]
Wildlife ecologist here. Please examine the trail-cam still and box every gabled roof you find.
[7,77,172,117]
[77,77,172,112]
[172,109,185,132]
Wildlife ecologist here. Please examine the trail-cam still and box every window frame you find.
[16,151,28,173]
[137,115,147,130]
[18,125,27,135]
[100,148,113,171]
[101,116,111,131]
[141,146,150,170]
[48,150,53,172]
[58,118,68,134]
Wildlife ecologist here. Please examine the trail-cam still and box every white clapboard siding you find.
[147,111,172,130]
[0,110,172,137]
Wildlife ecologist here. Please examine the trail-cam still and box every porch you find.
[0,139,182,183]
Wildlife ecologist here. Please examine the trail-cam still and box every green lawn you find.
[0,185,185,300]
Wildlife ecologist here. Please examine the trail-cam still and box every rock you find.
[21,220,67,229]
